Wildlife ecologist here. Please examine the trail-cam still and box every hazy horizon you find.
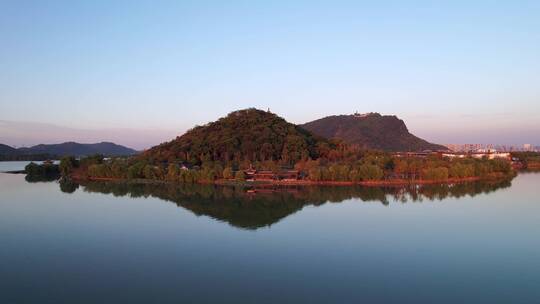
[1,111,538,150]
[1,1,539,148]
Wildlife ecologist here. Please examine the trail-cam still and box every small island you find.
[44,109,522,187]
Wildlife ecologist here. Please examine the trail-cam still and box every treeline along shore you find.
[22,109,539,186]
[50,152,518,187]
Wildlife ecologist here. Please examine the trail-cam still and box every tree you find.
[308,167,322,181]
[223,167,234,179]
[393,159,408,179]
[358,164,384,181]
[127,162,145,179]
[143,165,157,179]
[384,159,395,171]
[235,170,245,181]
[200,167,216,181]
[80,154,104,167]
[474,162,491,177]
[349,169,360,182]
[110,159,127,178]
[213,163,224,179]
[166,164,180,181]
[88,164,109,178]
[422,167,449,181]
[449,163,474,178]
[59,156,78,176]
[260,143,274,161]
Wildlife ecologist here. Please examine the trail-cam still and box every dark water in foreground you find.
[1,170,539,303]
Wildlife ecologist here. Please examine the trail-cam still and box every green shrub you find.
[422,167,449,181]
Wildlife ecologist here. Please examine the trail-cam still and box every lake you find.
[1,167,539,303]
[0,160,59,172]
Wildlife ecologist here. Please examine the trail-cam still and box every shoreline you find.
[2,170,27,174]
[71,174,512,188]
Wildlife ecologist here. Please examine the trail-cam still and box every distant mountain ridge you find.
[0,143,19,155]
[301,113,447,152]
[0,142,138,158]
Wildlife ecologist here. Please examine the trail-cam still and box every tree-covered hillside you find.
[60,109,515,185]
[143,108,328,165]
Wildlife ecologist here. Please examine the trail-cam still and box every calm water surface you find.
[0,160,59,172]
[1,168,539,303]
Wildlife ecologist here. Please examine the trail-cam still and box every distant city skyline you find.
[1,1,539,148]
[445,143,539,153]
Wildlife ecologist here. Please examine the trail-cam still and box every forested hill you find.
[142,108,327,164]
[13,142,138,157]
[0,143,18,155]
[301,113,447,152]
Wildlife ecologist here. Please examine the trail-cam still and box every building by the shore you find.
[441,152,511,160]
[393,151,511,160]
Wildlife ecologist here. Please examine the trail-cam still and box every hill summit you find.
[143,108,325,164]
[301,112,447,152]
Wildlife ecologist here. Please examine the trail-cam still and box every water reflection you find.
[25,173,60,183]
[57,178,514,230]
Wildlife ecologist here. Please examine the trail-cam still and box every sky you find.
[1,0,539,149]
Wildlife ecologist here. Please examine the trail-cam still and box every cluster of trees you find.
[25,162,60,179]
[77,151,514,184]
[79,156,244,183]
[511,152,540,169]
[294,154,512,182]
[301,162,384,182]
[58,154,105,177]
[59,156,79,176]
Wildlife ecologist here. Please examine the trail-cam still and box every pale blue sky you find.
[1,0,539,148]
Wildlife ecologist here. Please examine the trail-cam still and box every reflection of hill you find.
[65,178,514,230]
